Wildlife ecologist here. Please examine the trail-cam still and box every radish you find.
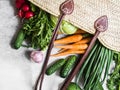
[16,0,25,4]
[15,0,25,9]
[15,1,22,9]
[22,4,30,12]
[30,51,43,63]
[18,9,24,18]
[25,11,34,19]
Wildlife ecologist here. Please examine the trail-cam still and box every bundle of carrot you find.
[51,29,92,57]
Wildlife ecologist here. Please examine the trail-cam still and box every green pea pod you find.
[46,59,66,75]
[60,55,77,78]
[14,30,25,49]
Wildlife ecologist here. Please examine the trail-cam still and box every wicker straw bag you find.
[29,0,120,52]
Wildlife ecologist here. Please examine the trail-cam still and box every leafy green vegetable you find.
[50,15,77,34]
[30,3,38,12]
[23,10,53,50]
[107,52,120,90]
[75,40,114,90]
[50,15,57,27]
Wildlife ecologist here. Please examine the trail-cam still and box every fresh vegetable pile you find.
[14,0,78,50]
[13,0,120,90]
[15,1,54,50]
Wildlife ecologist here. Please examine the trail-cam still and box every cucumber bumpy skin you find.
[46,59,66,75]
[60,55,77,78]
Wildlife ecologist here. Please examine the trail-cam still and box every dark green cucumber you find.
[14,30,25,49]
[60,55,77,78]
[46,59,66,75]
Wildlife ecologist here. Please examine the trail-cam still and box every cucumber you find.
[67,82,81,90]
[60,55,77,78]
[14,30,25,49]
[46,59,66,75]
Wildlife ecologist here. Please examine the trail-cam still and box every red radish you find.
[15,0,25,9]
[18,9,24,18]
[25,11,34,19]
[30,51,43,63]
[15,1,22,9]
[16,0,25,4]
[22,4,30,12]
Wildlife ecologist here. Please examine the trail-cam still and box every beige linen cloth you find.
[29,0,120,52]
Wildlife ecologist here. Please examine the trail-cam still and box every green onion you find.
[75,40,114,90]
[75,42,99,84]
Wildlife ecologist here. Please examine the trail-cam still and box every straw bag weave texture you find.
[29,0,120,52]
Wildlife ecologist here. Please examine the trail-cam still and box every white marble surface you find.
[0,0,32,90]
[0,0,64,90]
[0,0,114,90]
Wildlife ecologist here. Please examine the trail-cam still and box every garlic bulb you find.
[30,50,43,63]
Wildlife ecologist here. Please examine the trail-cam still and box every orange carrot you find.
[58,38,90,52]
[75,29,87,34]
[54,34,83,44]
[58,48,68,52]
[74,37,91,44]
[51,49,85,57]
[55,44,88,50]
